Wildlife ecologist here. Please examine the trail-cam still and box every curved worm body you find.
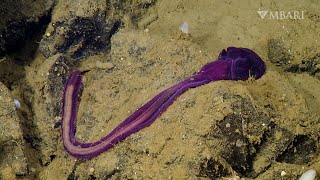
[61,47,266,159]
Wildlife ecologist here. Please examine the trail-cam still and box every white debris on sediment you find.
[299,169,316,180]
[13,99,20,109]
[179,21,189,34]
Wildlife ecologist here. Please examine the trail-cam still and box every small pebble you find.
[281,171,287,176]
[235,139,243,147]
[89,167,95,174]
[30,167,36,173]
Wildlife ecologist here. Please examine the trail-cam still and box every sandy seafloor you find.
[0,0,319,179]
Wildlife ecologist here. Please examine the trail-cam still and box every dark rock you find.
[39,0,157,59]
[217,94,271,177]
[0,0,54,59]
[287,53,320,79]
[267,39,293,67]
[198,157,232,179]
[276,135,318,164]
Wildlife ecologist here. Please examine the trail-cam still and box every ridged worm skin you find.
[61,47,266,159]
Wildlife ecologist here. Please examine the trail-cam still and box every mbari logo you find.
[257,10,304,20]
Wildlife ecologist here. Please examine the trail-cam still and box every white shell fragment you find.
[179,21,189,34]
[13,99,21,109]
[299,169,316,180]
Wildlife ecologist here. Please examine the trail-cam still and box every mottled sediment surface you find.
[0,0,319,179]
